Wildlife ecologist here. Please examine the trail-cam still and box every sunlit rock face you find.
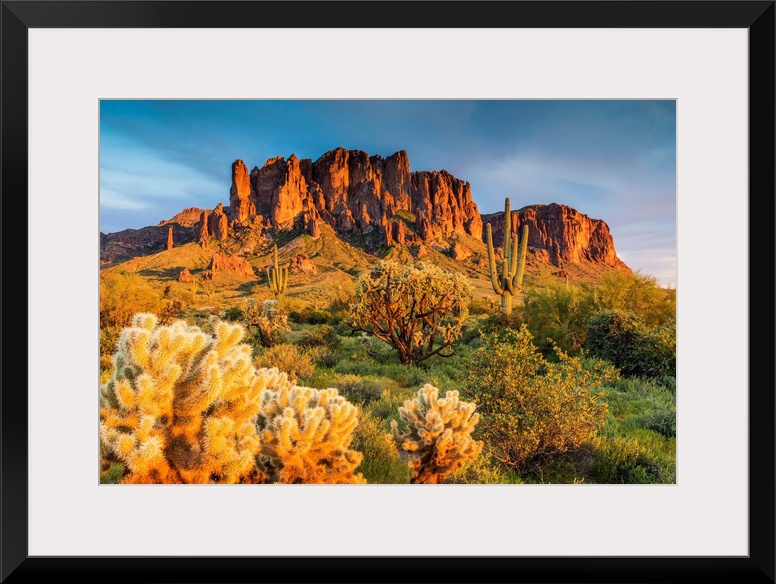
[483,203,630,270]
[234,147,483,243]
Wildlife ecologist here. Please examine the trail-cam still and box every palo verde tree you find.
[485,197,529,315]
[351,260,472,366]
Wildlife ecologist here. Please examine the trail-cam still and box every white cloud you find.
[98,188,152,211]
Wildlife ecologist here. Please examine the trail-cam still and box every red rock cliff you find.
[483,203,630,271]
[231,147,483,243]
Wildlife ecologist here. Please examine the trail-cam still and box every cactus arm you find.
[485,224,504,295]
[512,224,529,290]
[509,231,520,278]
[281,266,288,294]
[503,198,512,281]
[504,231,518,294]
[504,198,511,246]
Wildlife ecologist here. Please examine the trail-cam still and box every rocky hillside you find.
[99,147,630,280]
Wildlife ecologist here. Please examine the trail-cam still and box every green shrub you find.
[658,375,677,393]
[468,298,491,316]
[223,306,244,322]
[516,271,675,358]
[393,365,432,388]
[351,411,411,484]
[298,324,343,350]
[304,345,339,368]
[600,377,676,438]
[290,306,334,325]
[100,462,126,484]
[584,309,675,377]
[366,385,416,423]
[589,434,675,484]
[336,375,388,405]
[476,310,525,338]
[634,410,676,438]
[306,309,334,325]
[333,321,356,336]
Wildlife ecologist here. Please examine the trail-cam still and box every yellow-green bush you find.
[99,272,166,364]
[591,271,676,328]
[521,271,676,357]
[389,384,484,484]
[100,272,165,331]
[466,326,618,472]
[254,343,315,383]
[446,445,525,484]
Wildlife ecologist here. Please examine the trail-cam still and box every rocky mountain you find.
[99,147,629,279]
[483,203,630,272]
[230,147,483,246]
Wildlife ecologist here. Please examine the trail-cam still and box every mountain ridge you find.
[100,146,631,283]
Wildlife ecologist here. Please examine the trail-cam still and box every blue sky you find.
[100,100,676,287]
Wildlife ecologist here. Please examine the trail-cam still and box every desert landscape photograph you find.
[99,99,677,485]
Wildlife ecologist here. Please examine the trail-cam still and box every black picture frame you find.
[2,1,773,583]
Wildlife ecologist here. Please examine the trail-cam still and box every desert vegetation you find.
[100,214,676,485]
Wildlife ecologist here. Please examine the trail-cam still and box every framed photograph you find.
[3,1,773,582]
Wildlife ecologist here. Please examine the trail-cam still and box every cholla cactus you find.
[256,381,366,484]
[99,313,284,484]
[245,299,290,348]
[390,384,484,484]
[351,260,472,365]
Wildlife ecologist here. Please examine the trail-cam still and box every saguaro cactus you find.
[266,244,288,298]
[485,197,528,315]
[166,226,174,250]
[389,384,483,484]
